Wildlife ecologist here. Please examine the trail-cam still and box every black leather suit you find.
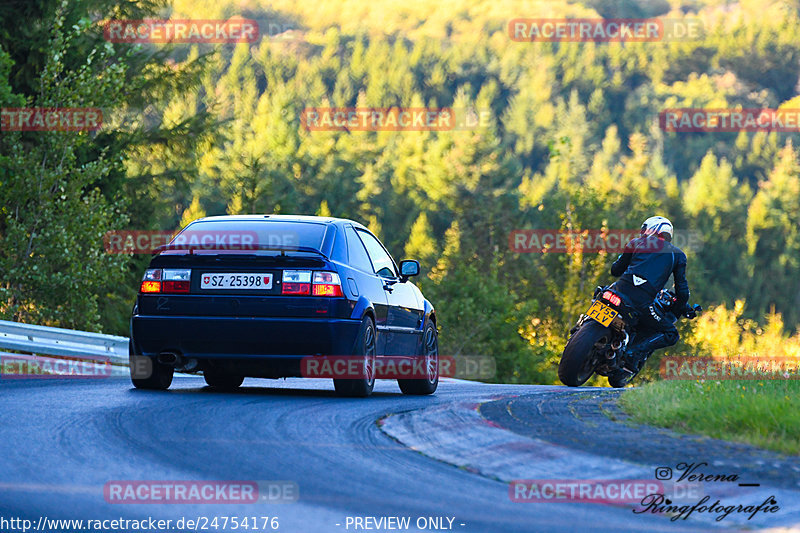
[609,234,690,357]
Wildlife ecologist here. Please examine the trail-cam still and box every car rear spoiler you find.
[152,243,329,259]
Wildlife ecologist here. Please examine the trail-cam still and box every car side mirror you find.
[399,259,420,280]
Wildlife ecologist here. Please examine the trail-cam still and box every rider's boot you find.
[623,333,670,373]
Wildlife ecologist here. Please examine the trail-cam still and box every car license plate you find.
[200,273,273,290]
[586,300,618,327]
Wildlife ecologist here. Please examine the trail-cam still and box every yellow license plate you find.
[586,300,618,327]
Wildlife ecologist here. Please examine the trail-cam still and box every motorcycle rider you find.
[609,216,691,372]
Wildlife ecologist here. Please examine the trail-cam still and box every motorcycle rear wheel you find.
[559,320,609,387]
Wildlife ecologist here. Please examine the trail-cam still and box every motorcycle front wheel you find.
[558,320,609,386]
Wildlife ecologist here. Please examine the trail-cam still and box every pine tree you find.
[404,213,437,275]
[179,196,207,229]
[746,143,800,324]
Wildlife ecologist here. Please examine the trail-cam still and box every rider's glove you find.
[668,301,685,316]
[683,304,701,319]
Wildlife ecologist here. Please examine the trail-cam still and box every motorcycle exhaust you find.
[611,331,630,352]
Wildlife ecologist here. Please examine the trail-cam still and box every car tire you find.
[398,320,439,395]
[129,343,173,390]
[334,316,376,398]
[204,367,244,390]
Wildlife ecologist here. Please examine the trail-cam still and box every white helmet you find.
[641,216,673,240]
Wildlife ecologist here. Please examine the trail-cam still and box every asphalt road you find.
[0,377,794,532]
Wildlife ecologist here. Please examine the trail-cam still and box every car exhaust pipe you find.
[157,352,181,366]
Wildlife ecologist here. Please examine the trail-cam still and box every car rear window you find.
[172,220,327,252]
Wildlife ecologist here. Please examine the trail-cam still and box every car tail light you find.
[163,281,190,293]
[162,269,191,293]
[602,290,621,307]
[282,270,311,295]
[140,280,161,293]
[140,268,192,294]
[140,269,162,293]
[280,270,343,297]
[312,271,343,297]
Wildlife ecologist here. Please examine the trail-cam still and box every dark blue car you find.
[129,215,438,397]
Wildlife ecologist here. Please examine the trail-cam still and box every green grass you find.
[617,379,800,455]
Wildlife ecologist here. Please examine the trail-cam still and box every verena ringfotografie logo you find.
[660,108,800,133]
[508,18,703,42]
[103,481,298,504]
[104,19,259,44]
[301,355,495,380]
[0,354,112,379]
[1,108,102,131]
[301,107,490,132]
[636,463,778,523]
[661,357,800,380]
[509,230,702,253]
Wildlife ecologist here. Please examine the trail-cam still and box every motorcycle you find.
[558,286,701,388]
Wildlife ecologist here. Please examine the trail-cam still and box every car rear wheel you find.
[398,320,439,395]
[129,343,173,390]
[204,367,245,390]
[333,316,376,397]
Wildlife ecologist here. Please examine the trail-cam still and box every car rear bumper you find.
[131,315,362,359]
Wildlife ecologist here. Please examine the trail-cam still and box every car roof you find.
[191,214,368,230]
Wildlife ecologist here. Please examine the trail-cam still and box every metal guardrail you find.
[0,319,128,365]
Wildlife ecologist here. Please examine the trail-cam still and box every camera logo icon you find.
[655,467,673,480]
